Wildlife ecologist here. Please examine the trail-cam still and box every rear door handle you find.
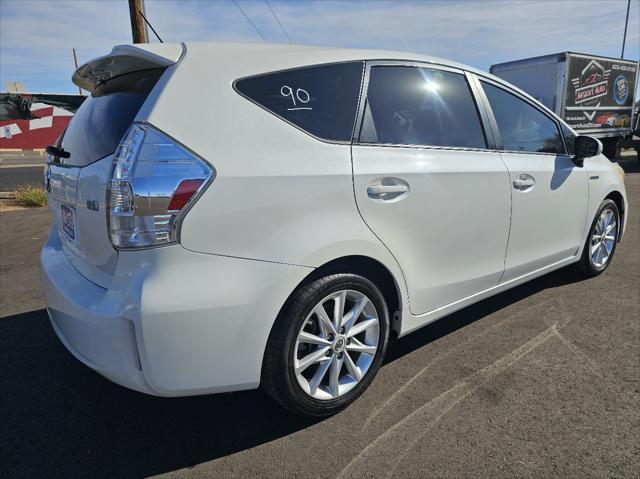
[513,174,535,191]
[367,185,408,196]
[367,178,410,201]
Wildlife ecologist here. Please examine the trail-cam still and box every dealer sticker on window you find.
[61,204,76,244]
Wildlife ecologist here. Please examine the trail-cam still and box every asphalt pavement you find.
[0,166,44,191]
[0,158,638,478]
[0,151,45,191]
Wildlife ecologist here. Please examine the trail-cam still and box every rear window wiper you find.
[45,145,70,163]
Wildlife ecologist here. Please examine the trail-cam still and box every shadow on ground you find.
[0,264,586,478]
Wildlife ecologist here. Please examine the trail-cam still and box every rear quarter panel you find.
[139,44,409,308]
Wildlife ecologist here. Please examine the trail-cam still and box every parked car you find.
[41,43,628,416]
[605,114,620,127]
[596,113,614,125]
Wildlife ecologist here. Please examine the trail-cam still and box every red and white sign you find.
[0,102,73,149]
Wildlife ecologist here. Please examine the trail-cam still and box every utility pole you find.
[621,0,630,58]
[72,48,82,95]
[128,0,148,43]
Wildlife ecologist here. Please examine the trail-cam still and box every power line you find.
[621,0,630,58]
[232,0,268,43]
[264,0,292,44]
[139,9,163,43]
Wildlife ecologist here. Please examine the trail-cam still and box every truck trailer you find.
[491,52,639,160]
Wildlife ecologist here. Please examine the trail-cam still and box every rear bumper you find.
[41,231,153,394]
[47,308,151,392]
[40,228,311,396]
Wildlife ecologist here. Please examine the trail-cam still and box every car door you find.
[351,63,511,316]
[476,78,588,282]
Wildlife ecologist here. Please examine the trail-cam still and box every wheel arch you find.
[278,255,406,336]
[310,255,402,323]
[604,190,625,239]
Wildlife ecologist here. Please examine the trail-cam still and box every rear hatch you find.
[46,44,182,288]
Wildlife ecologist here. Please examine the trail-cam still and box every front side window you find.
[235,62,364,142]
[359,66,486,149]
[481,81,563,154]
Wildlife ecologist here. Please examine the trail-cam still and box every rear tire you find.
[578,199,620,277]
[262,273,389,417]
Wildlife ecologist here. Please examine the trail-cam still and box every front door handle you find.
[367,178,410,201]
[513,174,535,191]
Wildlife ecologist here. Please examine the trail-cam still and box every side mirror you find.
[573,136,602,167]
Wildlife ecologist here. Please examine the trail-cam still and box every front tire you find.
[261,274,390,417]
[578,199,620,276]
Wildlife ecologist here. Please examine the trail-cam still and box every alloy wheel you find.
[590,208,617,268]
[293,289,380,400]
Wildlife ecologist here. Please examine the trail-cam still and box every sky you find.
[0,0,638,94]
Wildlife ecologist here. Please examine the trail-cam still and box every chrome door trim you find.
[353,143,500,153]
[361,59,468,73]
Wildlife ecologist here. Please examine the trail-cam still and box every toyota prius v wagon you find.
[41,43,628,416]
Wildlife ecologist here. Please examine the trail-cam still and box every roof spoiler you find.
[72,43,184,93]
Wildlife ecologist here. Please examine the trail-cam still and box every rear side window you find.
[481,81,563,154]
[359,66,486,149]
[235,62,364,142]
[61,68,164,167]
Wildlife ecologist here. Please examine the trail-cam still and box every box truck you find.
[491,52,639,160]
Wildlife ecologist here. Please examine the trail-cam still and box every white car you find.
[41,43,628,416]
[604,114,620,127]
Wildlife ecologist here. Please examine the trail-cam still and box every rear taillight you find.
[108,124,213,249]
[167,179,205,210]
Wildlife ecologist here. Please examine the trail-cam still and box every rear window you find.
[61,68,164,167]
[235,62,364,142]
